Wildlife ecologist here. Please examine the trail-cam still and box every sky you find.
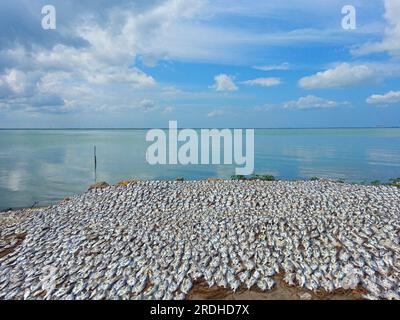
[0,0,399,128]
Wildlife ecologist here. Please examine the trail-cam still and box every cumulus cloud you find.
[0,0,207,114]
[353,0,400,57]
[299,63,375,89]
[0,69,27,95]
[242,77,281,87]
[283,95,349,110]
[366,90,400,105]
[211,74,238,92]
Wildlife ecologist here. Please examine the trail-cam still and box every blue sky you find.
[0,0,399,128]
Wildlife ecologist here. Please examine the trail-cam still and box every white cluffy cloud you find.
[353,0,400,57]
[242,77,282,87]
[283,95,349,110]
[0,0,207,113]
[299,63,375,89]
[212,74,238,92]
[367,90,400,105]
[0,69,27,94]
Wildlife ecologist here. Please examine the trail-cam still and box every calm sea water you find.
[1,128,400,211]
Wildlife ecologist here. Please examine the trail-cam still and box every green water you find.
[1,128,400,211]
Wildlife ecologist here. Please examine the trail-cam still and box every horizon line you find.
[0,126,399,130]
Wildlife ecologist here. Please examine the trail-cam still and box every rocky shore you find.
[1,180,400,300]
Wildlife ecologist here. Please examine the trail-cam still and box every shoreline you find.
[1,179,400,300]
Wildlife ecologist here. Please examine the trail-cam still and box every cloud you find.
[299,63,375,89]
[366,90,400,105]
[0,0,206,114]
[352,0,400,57]
[207,109,225,117]
[283,95,349,110]
[138,99,157,112]
[211,74,238,92]
[242,77,281,87]
[253,63,290,71]
[88,67,156,87]
[0,69,27,94]
[3,1,366,67]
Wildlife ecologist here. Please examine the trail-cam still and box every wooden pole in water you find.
[94,145,97,183]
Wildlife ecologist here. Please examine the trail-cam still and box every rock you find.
[88,182,109,190]
[60,197,71,205]
[117,181,131,187]
[175,177,184,182]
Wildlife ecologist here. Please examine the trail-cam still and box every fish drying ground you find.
[0,180,400,300]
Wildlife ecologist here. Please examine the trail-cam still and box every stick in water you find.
[94,145,97,183]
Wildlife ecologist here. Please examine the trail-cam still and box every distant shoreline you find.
[0,127,399,131]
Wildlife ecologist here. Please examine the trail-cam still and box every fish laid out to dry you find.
[0,180,399,300]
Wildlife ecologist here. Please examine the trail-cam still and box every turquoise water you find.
[1,128,400,211]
